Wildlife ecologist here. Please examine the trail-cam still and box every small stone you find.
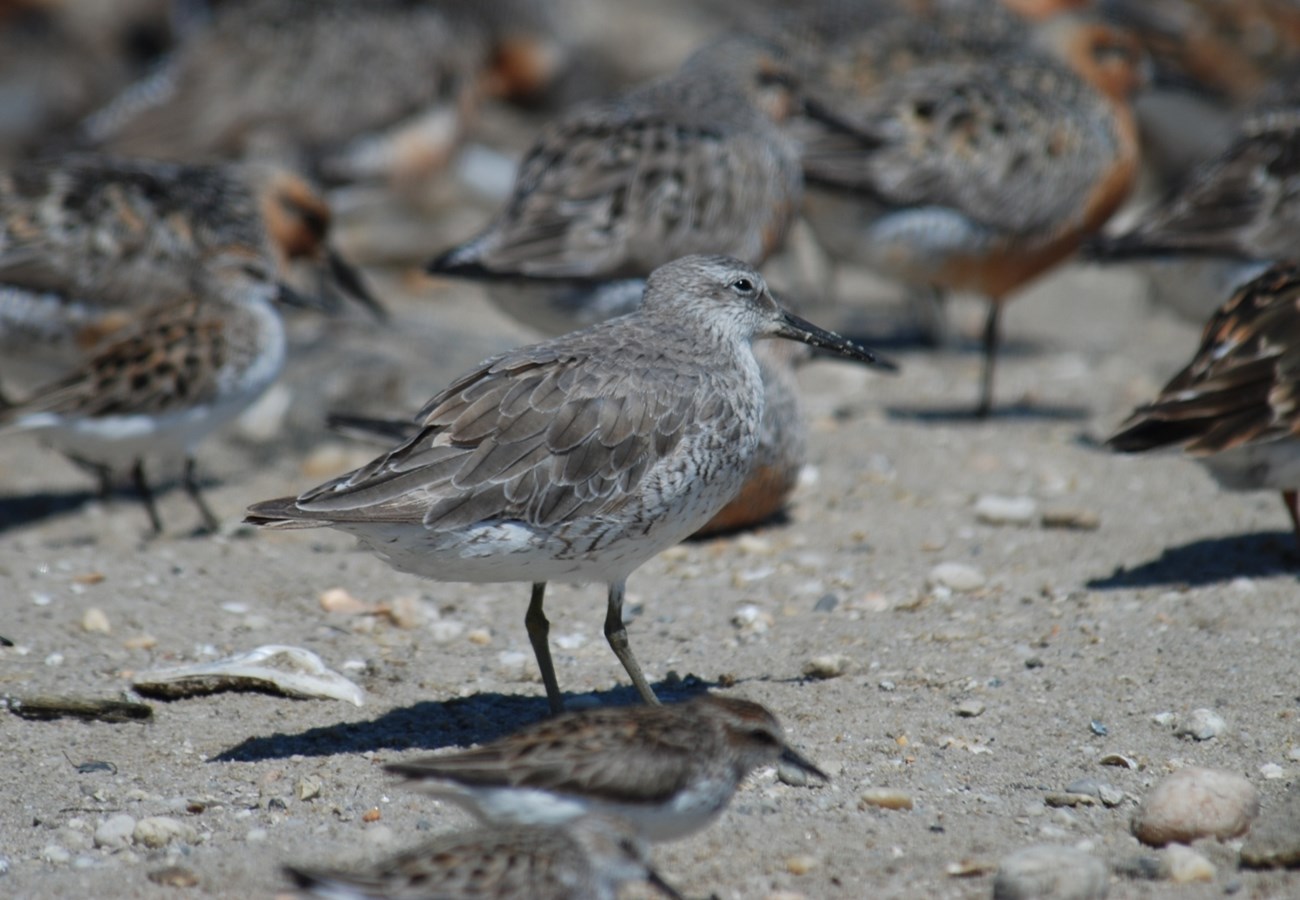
[1176,708,1226,741]
[385,594,425,629]
[123,634,158,651]
[466,628,491,646]
[802,654,849,679]
[80,608,111,634]
[148,866,200,888]
[927,562,986,593]
[40,845,70,865]
[296,776,322,801]
[785,855,817,875]
[1163,844,1215,883]
[859,788,914,811]
[813,593,839,613]
[1132,767,1259,847]
[428,619,465,642]
[731,604,773,633]
[94,814,136,850]
[992,845,1108,900]
[362,807,382,823]
[1099,753,1138,770]
[1152,711,1176,727]
[777,759,820,787]
[1259,763,1285,780]
[1067,779,1124,808]
[1045,793,1097,808]
[955,699,985,718]
[1241,787,1300,869]
[133,817,196,849]
[319,587,370,615]
[1040,508,1100,530]
[974,495,1037,526]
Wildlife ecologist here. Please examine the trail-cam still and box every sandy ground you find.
[2,248,1299,900]
[2,2,1299,890]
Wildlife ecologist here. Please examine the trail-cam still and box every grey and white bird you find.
[247,256,888,712]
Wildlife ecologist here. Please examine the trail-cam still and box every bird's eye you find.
[730,278,755,294]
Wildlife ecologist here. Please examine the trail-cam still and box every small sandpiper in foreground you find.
[247,255,890,711]
[385,694,826,842]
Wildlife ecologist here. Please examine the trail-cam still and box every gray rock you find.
[993,845,1109,899]
[93,814,136,850]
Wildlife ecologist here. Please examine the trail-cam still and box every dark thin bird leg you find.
[131,460,164,535]
[66,452,115,500]
[183,456,220,533]
[977,301,1003,418]
[1283,490,1300,554]
[524,582,565,714]
[604,580,660,705]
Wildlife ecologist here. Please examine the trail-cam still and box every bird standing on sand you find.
[385,694,826,842]
[1109,263,1300,551]
[247,256,888,712]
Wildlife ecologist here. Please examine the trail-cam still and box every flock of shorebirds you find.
[3,0,1300,896]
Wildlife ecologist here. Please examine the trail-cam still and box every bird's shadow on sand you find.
[211,679,713,763]
[0,488,100,534]
[885,402,1092,423]
[1087,532,1298,589]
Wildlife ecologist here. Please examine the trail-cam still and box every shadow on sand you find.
[0,488,100,534]
[1087,531,1298,589]
[211,677,713,763]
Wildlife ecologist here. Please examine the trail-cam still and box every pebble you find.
[1241,788,1300,869]
[123,634,158,650]
[0,856,9,876]
[974,495,1037,526]
[1040,508,1101,530]
[785,855,817,875]
[319,587,370,615]
[955,699,985,718]
[296,777,323,801]
[428,619,464,642]
[40,845,70,865]
[1259,763,1285,780]
[148,866,200,888]
[1176,708,1226,741]
[859,788,914,811]
[992,845,1109,900]
[732,604,773,634]
[1132,767,1259,847]
[927,562,986,593]
[802,655,849,679]
[1099,753,1139,770]
[80,608,111,634]
[1164,844,1215,883]
[1045,793,1097,808]
[94,814,136,850]
[133,817,196,849]
[1066,779,1124,808]
[813,593,839,613]
[466,628,491,646]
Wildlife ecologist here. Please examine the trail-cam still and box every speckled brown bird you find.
[83,0,570,183]
[0,277,287,534]
[1109,263,1300,550]
[792,14,1145,415]
[0,154,379,391]
[385,694,825,842]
